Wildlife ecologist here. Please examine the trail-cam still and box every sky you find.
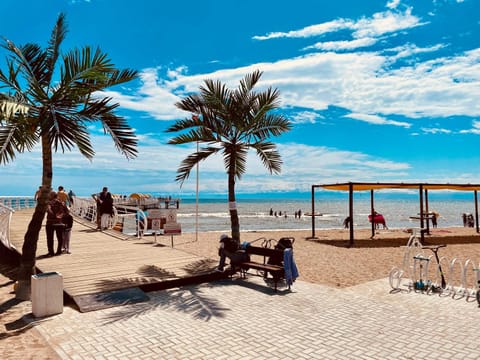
[0,0,479,197]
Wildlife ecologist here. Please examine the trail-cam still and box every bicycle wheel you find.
[476,290,480,306]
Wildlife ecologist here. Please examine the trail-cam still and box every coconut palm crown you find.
[166,70,292,241]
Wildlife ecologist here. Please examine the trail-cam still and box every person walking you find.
[45,191,68,256]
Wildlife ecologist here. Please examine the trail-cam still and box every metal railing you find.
[0,203,15,250]
[70,197,148,238]
[0,196,36,210]
[389,229,480,302]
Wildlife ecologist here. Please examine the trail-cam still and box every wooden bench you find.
[236,245,286,292]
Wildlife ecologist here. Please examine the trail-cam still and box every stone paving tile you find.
[33,276,480,359]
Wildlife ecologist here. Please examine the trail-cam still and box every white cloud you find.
[386,0,401,9]
[421,127,452,134]
[1,135,412,195]
[459,120,480,134]
[345,113,411,127]
[252,19,354,41]
[304,37,378,51]
[106,45,480,125]
[252,8,424,42]
[352,8,424,39]
[290,111,322,124]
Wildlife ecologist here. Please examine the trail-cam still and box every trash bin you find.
[31,272,63,317]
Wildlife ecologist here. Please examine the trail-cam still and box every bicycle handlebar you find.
[413,256,430,261]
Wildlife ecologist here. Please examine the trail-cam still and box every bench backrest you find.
[245,245,284,257]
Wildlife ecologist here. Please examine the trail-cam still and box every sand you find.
[173,226,480,288]
[1,226,479,358]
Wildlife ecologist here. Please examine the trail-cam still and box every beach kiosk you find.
[310,182,480,246]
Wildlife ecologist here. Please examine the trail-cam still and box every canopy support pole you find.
[349,183,354,247]
[424,189,430,235]
[419,185,425,243]
[309,185,317,239]
[475,190,479,233]
[370,190,375,239]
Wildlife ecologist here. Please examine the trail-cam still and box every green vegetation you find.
[0,13,138,298]
[166,70,292,240]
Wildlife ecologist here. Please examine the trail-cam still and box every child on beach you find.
[62,211,73,254]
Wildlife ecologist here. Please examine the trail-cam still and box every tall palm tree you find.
[0,13,138,299]
[166,70,292,241]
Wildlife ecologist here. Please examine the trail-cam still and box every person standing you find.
[68,189,75,207]
[34,186,42,202]
[57,186,68,205]
[62,210,74,254]
[92,187,108,230]
[100,191,114,230]
[45,191,68,256]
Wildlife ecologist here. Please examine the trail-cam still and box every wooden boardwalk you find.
[8,209,218,311]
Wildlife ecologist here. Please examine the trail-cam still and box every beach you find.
[171,226,480,288]
[1,225,480,358]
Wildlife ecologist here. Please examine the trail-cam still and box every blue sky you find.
[0,0,479,197]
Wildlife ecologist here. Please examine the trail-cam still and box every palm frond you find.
[100,112,138,160]
[165,117,200,133]
[0,116,39,164]
[248,113,292,140]
[239,69,262,95]
[0,125,17,163]
[169,70,292,188]
[44,13,67,87]
[252,141,282,174]
[222,144,248,180]
[175,146,220,184]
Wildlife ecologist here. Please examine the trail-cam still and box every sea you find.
[2,191,478,234]
[169,191,478,233]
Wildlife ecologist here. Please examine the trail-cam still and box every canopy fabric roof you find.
[316,182,480,192]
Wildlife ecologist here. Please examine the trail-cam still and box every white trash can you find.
[31,272,63,317]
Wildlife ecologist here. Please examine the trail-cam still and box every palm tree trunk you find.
[15,135,53,300]
[228,167,240,241]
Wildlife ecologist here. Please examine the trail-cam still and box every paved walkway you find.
[8,275,480,359]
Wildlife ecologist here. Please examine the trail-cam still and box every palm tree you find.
[166,70,292,241]
[0,13,138,299]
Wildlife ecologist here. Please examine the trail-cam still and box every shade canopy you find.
[309,182,480,245]
[317,182,480,192]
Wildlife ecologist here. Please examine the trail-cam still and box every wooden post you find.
[349,183,354,247]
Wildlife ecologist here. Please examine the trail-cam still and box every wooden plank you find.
[9,209,214,299]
